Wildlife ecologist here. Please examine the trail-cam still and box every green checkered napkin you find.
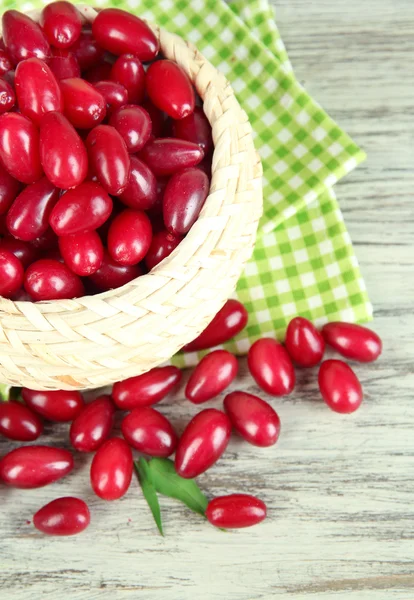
[1,0,372,366]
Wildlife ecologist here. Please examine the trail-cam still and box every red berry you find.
[24,258,84,300]
[141,99,165,137]
[172,106,212,153]
[59,230,104,276]
[183,299,248,352]
[88,250,142,291]
[48,48,80,80]
[285,316,325,367]
[119,156,157,211]
[146,60,195,120]
[30,227,58,252]
[40,111,88,189]
[0,113,43,184]
[86,124,130,195]
[0,162,21,215]
[224,391,280,447]
[0,78,15,114]
[40,1,82,49]
[50,181,113,235]
[0,445,73,488]
[0,48,13,76]
[70,395,115,452]
[110,54,145,104]
[121,407,177,457]
[206,494,266,529]
[15,57,63,125]
[107,209,152,265]
[92,9,159,60]
[60,77,106,129]
[248,338,295,396]
[175,409,231,479]
[0,401,43,441]
[34,497,90,536]
[22,388,84,422]
[0,249,24,297]
[186,350,238,404]
[7,177,59,241]
[94,80,128,115]
[2,10,50,64]
[163,167,209,235]
[109,105,151,153]
[140,138,204,177]
[112,366,182,410]
[90,437,133,501]
[145,229,182,271]
[318,359,363,414]
[70,28,103,71]
[322,322,382,363]
[0,237,37,268]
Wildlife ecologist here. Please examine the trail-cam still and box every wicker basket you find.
[0,4,263,391]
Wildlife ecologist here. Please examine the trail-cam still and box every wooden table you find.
[1,1,413,598]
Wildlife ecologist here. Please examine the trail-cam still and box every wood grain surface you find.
[1,1,413,598]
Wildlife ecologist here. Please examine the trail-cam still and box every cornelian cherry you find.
[70,29,104,71]
[110,54,145,104]
[119,156,157,211]
[322,322,382,363]
[0,445,73,488]
[0,113,43,184]
[145,229,182,270]
[285,316,325,367]
[121,407,177,457]
[172,106,213,153]
[22,388,84,422]
[49,48,81,80]
[318,359,363,413]
[140,138,204,176]
[0,78,15,114]
[248,338,295,396]
[163,167,209,235]
[86,124,130,195]
[0,237,37,268]
[60,77,106,129]
[0,401,43,441]
[112,366,182,410]
[109,105,152,153]
[2,10,50,64]
[224,391,280,447]
[0,249,24,297]
[15,57,63,125]
[70,395,115,452]
[206,495,267,529]
[34,497,90,536]
[89,250,142,291]
[40,1,82,49]
[146,60,195,120]
[185,350,238,404]
[107,209,152,265]
[59,230,104,276]
[90,437,133,501]
[94,80,128,115]
[24,258,85,300]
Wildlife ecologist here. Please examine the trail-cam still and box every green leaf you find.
[135,458,164,536]
[148,458,208,517]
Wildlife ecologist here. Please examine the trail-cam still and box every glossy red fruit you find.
[94,80,128,116]
[92,9,159,60]
[2,69,15,89]
[146,60,195,120]
[141,99,165,137]
[184,299,248,352]
[7,177,59,241]
[163,167,209,235]
[83,60,113,84]
[24,258,84,300]
[86,125,130,195]
[172,106,212,153]
[49,48,80,80]
[109,105,151,153]
[40,1,82,49]
[248,338,295,396]
[118,156,157,211]
[0,401,43,441]
[322,322,382,363]
[206,494,267,529]
[0,78,15,114]
[40,112,88,189]
[22,388,84,422]
[89,250,142,291]
[186,350,238,404]
[50,182,112,235]
[140,138,204,177]
[0,113,43,184]
[30,227,58,252]
[0,48,13,75]
[0,162,20,214]
[0,249,24,297]
[112,366,182,410]
[2,10,50,64]
[90,437,133,501]
[34,497,90,536]
[0,237,37,268]
[60,77,106,129]
[224,391,280,447]
[318,359,363,413]
[110,54,145,104]
[0,445,73,488]
[70,394,114,452]
[15,58,63,125]
[59,230,104,276]
[107,209,152,265]
[145,229,182,271]
[175,409,231,478]
[70,29,104,71]
[121,407,177,457]
[285,316,325,367]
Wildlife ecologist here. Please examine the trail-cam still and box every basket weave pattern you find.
[0,5,263,390]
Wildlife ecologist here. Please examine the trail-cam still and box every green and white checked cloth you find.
[1,0,373,367]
